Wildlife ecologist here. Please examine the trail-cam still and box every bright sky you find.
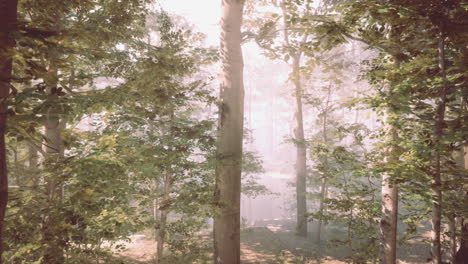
[160,0,221,46]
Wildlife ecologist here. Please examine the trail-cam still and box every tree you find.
[41,14,66,263]
[0,1,18,263]
[3,0,150,262]
[455,105,468,263]
[313,84,332,244]
[280,0,309,237]
[214,0,246,263]
[243,0,314,237]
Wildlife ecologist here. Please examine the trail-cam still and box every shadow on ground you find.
[112,219,429,263]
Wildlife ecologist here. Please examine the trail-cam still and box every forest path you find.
[240,219,430,264]
[240,220,347,264]
[116,219,429,264]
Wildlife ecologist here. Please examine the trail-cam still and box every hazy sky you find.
[160,0,221,46]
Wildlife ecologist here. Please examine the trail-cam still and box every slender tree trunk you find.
[213,1,245,263]
[44,93,64,199]
[292,55,308,237]
[280,2,308,237]
[28,141,39,187]
[42,56,67,264]
[316,86,332,244]
[13,148,20,186]
[155,171,171,263]
[448,215,457,264]
[316,182,327,243]
[380,145,398,264]
[42,107,65,264]
[431,27,448,264]
[153,178,159,243]
[348,205,354,259]
[0,1,18,262]
[42,58,65,264]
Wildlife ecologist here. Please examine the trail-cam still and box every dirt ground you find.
[115,219,430,264]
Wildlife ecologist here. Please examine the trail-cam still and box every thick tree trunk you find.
[380,129,399,264]
[213,1,245,263]
[455,215,468,264]
[0,1,18,263]
[454,146,468,264]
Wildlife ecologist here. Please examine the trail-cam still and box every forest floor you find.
[115,219,430,264]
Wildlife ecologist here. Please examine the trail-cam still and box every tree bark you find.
[455,212,468,264]
[430,27,448,264]
[292,55,308,237]
[0,1,18,263]
[379,128,399,264]
[379,53,400,264]
[448,215,457,264]
[454,146,468,264]
[214,1,245,263]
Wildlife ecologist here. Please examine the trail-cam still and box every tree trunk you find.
[28,141,40,187]
[292,55,308,237]
[13,148,20,186]
[42,114,65,264]
[42,60,65,264]
[280,1,308,237]
[454,146,468,264]
[448,215,457,264]
[44,105,64,197]
[0,1,18,262]
[380,149,398,264]
[431,27,448,264]
[455,215,468,264]
[316,182,327,243]
[380,54,400,263]
[213,1,245,263]
[152,179,159,247]
[155,171,171,263]
[316,86,331,244]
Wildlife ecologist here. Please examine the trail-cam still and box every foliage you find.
[3,0,468,263]
[4,2,223,262]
